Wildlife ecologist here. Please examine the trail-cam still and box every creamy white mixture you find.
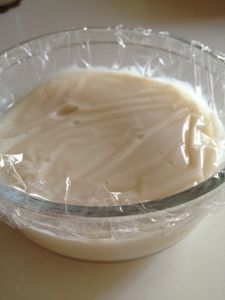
[0,69,222,205]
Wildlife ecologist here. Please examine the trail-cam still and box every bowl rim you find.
[0,26,225,218]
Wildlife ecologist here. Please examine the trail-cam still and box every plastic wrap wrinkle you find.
[0,28,224,261]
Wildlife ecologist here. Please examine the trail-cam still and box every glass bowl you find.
[0,27,225,261]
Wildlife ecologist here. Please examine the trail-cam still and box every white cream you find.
[0,69,223,261]
[0,69,221,204]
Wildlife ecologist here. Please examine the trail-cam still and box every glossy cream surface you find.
[0,69,222,205]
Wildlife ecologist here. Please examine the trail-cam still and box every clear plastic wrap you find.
[0,26,225,261]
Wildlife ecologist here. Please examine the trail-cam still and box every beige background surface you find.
[0,0,225,299]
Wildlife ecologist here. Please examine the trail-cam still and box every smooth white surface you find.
[0,0,225,299]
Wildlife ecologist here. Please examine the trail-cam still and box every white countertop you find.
[0,1,225,299]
